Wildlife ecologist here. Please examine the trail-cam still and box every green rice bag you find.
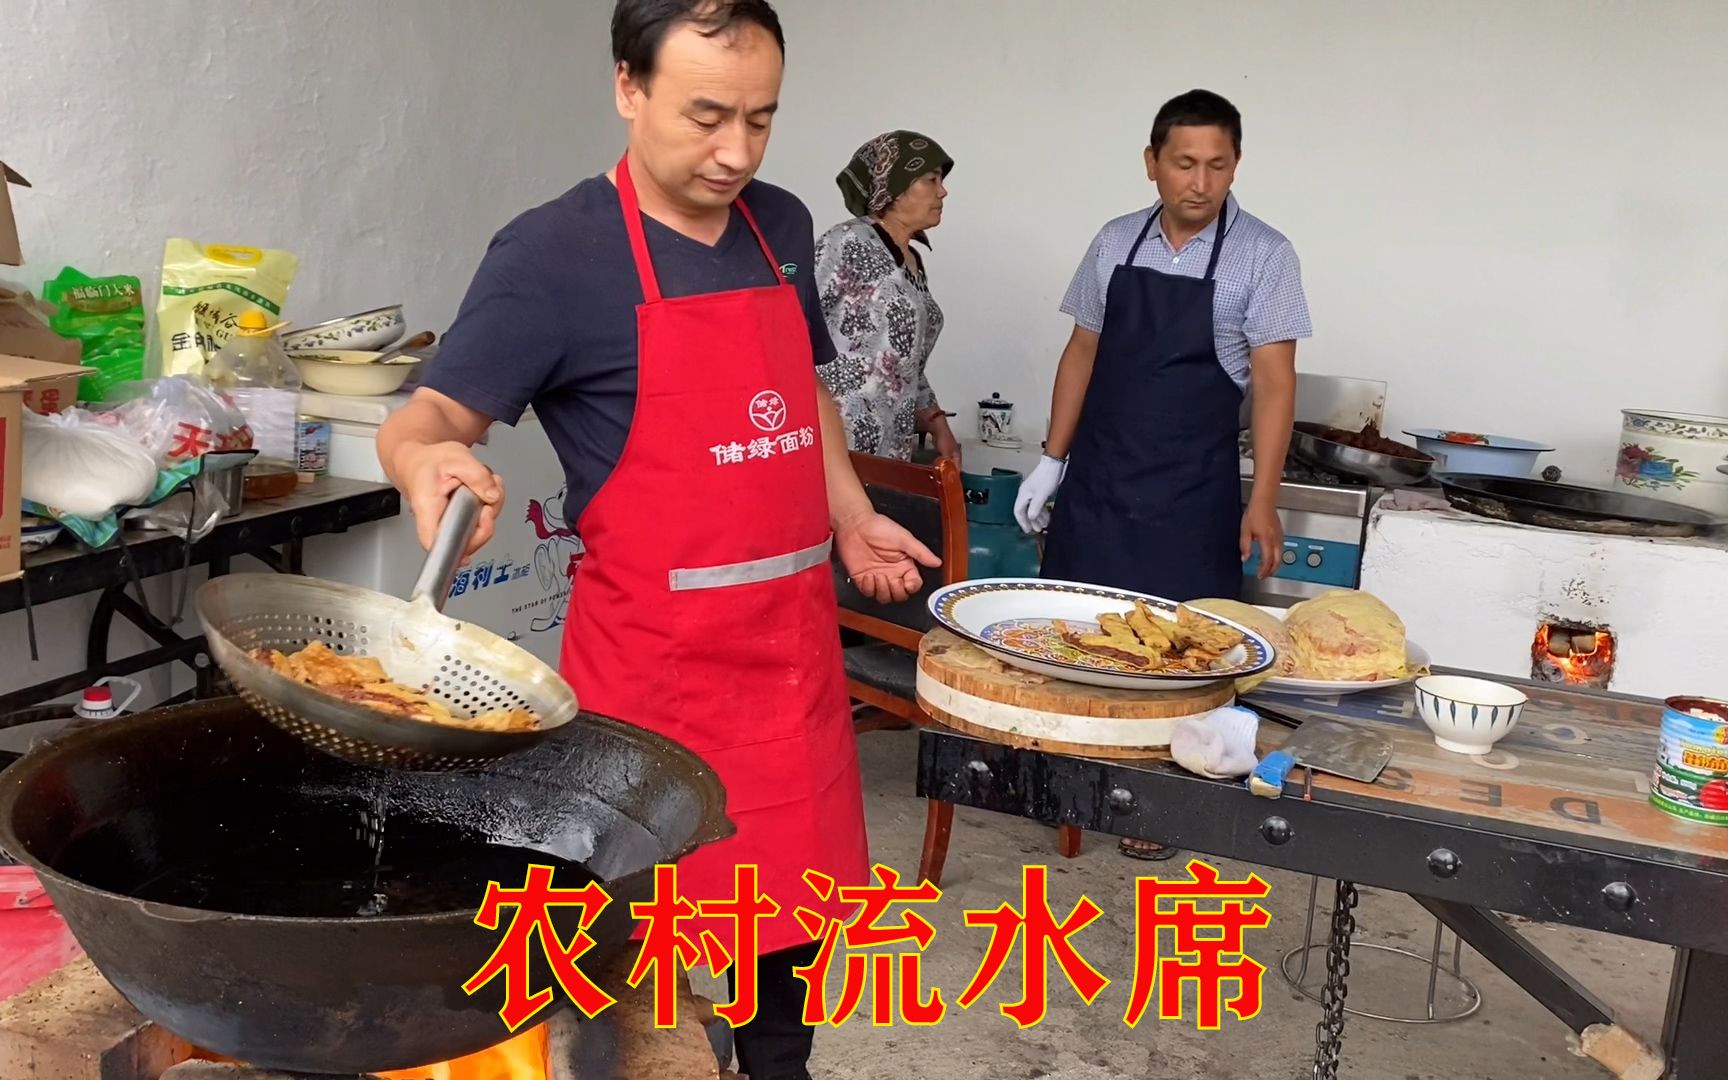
[41,266,147,402]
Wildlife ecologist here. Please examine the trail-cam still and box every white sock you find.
[1169,705,1263,779]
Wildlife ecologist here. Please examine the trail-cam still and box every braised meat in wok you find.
[1312,420,1430,461]
[250,641,538,733]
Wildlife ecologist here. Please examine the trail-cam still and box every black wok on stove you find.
[1434,472,1724,537]
[0,698,733,1075]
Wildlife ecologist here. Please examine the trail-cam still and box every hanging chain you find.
[1313,878,1360,1079]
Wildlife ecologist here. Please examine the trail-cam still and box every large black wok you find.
[0,698,733,1074]
[1435,472,1724,537]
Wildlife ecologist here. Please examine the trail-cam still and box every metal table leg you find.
[1282,876,1482,1024]
[1663,949,1728,1079]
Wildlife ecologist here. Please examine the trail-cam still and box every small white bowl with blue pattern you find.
[1415,675,1527,755]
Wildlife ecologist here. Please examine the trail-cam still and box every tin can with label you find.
[296,416,331,483]
[1651,696,1728,826]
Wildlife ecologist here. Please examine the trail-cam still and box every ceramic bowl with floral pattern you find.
[281,305,406,353]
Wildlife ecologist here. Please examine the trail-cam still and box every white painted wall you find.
[0,0,618,706]
[764,0,1728,482]
[2,0,617,339]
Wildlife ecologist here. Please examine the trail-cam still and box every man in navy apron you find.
[1014,89,1312,859]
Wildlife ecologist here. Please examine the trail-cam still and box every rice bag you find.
[157,239,299,376]
[19,404,212,549]
[107,375,255,466]
[41,267,147,401]
[20,407,159,520]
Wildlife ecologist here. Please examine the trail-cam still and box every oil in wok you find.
[55,779,599,919]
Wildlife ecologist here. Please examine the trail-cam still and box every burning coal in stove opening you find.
[1531,620,1617,689]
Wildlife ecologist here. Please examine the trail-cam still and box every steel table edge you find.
[0,483,401,613]
[915,726,1728,956]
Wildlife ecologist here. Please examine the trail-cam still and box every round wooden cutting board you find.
[915,628,1235,758]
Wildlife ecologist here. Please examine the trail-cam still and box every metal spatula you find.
[195,486,579,771]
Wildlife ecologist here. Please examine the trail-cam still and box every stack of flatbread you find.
[1187,590,1412,687]
[1283,590,1410,682]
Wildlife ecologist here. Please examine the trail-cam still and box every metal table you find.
[0,478,400,713]
[916,670,1728,1078]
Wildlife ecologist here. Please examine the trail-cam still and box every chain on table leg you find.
[1312,880,1359,1079]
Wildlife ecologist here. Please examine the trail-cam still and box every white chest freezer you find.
[297,391,582,669]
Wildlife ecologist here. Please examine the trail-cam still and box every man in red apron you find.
[377,3,937,1076]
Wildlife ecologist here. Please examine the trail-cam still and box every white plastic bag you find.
[107,375,254,467]
[20,408,159,520]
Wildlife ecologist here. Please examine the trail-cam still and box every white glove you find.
[1169,705,1263,780]
[1013,455,1067,533]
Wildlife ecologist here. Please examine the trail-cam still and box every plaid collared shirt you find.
[1059,193,1313,389]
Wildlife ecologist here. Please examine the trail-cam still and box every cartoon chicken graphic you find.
[525,486,584,634]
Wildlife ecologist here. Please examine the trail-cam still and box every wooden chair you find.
[833,452,1082,886]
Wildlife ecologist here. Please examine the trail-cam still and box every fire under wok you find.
[0,697,733,1075]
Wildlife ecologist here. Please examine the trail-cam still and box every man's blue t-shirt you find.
[422,173,836,525]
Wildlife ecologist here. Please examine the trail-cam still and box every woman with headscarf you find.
[814,131,959,464]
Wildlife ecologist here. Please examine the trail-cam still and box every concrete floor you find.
[769,729,1673,1080]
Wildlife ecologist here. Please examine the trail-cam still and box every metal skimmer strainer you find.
[195,487,579,771]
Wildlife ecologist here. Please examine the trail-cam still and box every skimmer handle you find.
[411,485,482,610]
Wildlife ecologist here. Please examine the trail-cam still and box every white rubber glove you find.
[1169,705,1263,780]
[1013,455,1067,533]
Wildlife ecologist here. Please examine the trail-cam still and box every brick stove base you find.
[0,955,737,1080]
[1361,503,1728,699]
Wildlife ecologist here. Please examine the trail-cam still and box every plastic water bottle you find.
[207,310,301,466]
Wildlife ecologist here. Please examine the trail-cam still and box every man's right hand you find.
[395,440,505,558]
[1013,455,1067,534]
[377,389,504,559]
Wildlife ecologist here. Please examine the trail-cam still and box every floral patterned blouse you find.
[813,217,944,461]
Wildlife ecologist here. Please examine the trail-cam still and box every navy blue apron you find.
[1040,204,1244,602]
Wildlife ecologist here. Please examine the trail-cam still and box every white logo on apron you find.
[749,390,788,432]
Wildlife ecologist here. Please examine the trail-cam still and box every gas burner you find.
[1280,459,1373,488]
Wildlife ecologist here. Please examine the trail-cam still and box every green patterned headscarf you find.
[837,130,954,241]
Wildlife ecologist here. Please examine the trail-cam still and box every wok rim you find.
[1293,421,1436,465]
[0,698,735,927]
[1289,422,1435,486]
[1435,471,1725,529]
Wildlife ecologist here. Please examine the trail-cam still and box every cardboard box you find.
[0,290,82,414]
[0,353,95,581]
[0,162,26,267]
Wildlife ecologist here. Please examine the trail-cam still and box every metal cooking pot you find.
[210,464,245,518]
[1288,422,1434,487]
[0,698,734,1074]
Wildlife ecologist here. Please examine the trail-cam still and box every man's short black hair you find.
[612,0,785,85]
[1149,89,1243,157]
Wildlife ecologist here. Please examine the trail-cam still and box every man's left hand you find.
[1240,501,1283,580]
[837,512,942,603]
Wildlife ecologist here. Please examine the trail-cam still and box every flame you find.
[1532,624,1616,684]
[376,1026,549,1080]
[190,1025,549,1080]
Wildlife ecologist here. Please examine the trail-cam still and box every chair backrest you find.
[833,453,969,651]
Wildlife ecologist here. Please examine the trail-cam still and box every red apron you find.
[560,153,870,958]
